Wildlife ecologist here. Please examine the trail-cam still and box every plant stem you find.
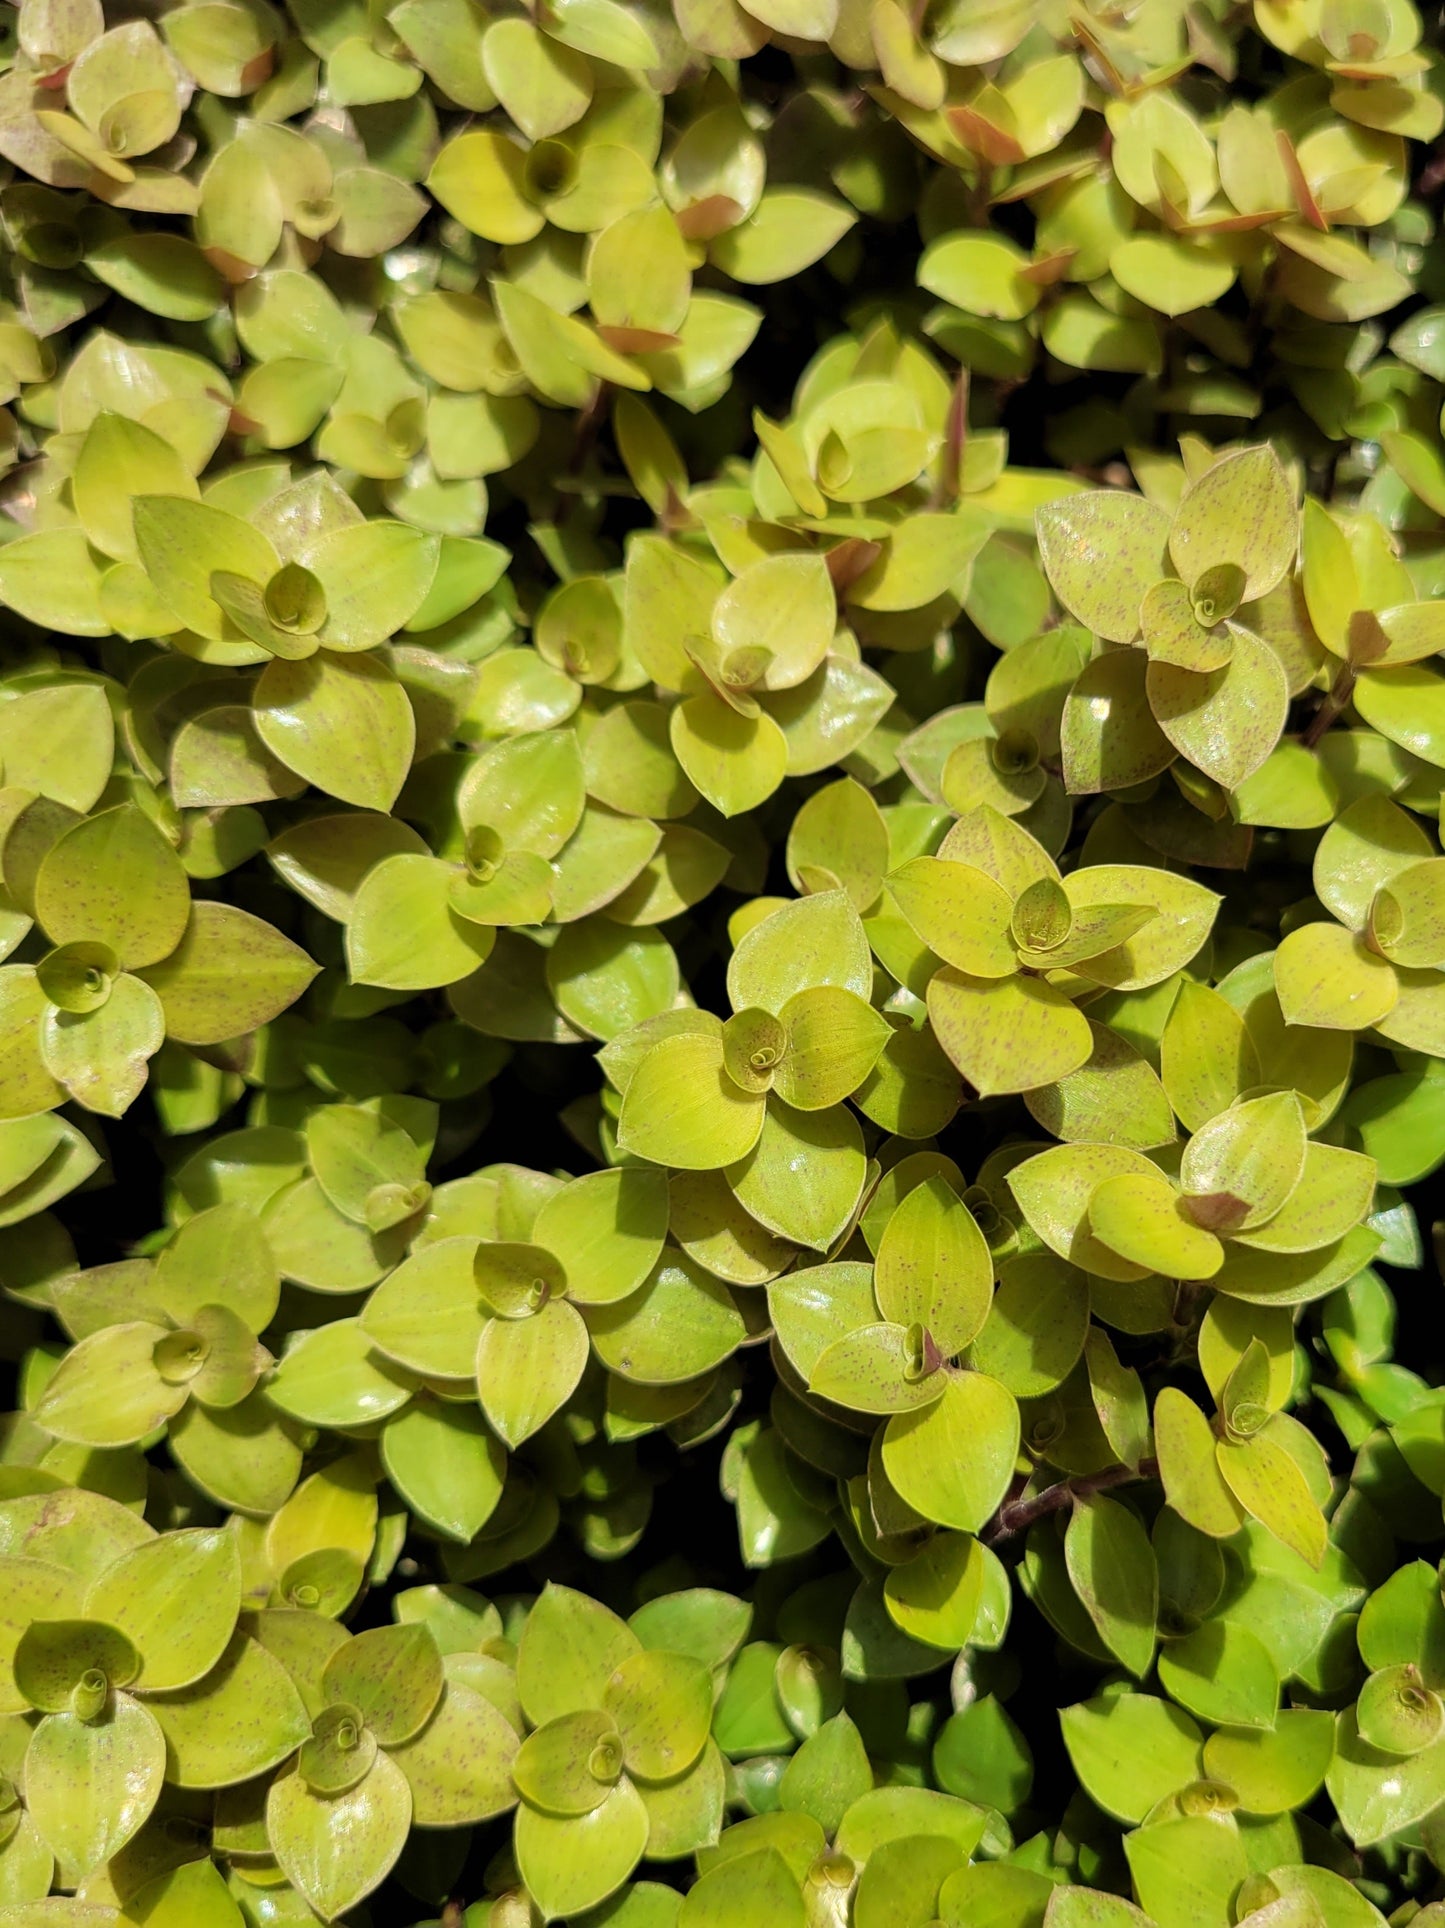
[982,1458,1160,1546]
[1302,660,1356,750]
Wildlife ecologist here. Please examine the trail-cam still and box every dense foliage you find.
[4,0,1445,1922]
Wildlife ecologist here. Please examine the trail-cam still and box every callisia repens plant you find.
[7,0,1445,1922]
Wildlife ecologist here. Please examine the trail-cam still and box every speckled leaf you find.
[927,969,1093,1098]
[254,652,415,812]
[1035,492,1170,644]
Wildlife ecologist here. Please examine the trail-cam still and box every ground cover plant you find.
[6,0,1445,1923]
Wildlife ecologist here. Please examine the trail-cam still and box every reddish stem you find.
[1302,660,1356,750]
[982,1458,1160,1546]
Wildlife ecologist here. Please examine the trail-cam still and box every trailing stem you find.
[982,1458,1161,1547]
[1303,659,1357,750]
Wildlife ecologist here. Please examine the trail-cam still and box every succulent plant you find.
[9,0,1445,1919]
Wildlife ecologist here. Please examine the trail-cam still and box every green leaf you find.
[153,1201,279,1335]
[727,1098,866,1253]
[971,1252,1089,1397]
[517,1582,641,1728]
[347,855,495,992]
[617,1033,767,1171]
[533,1167,669,1306]
[13,1620,140,1713]
[34,1322,184,1448]
[849,511,992,614]
[1045,1893,1156,1928]
[1122,1812,1247,1928]
[727,889,873,1016]
[0,683,114,814]
[1217,1424,1326,1568]
[1059,1690,1203,1824]
[809,1321,945,1415]
[1026,1020,1175,1153]
[145,1630,310,1788]
[387,1678,518,1825]
[138,902,318,1044]
[882,1371,1019,1531]
[266,812,429,922]
[306,1104,429,1231]
[710,1646,797,1759]
[856,1833,969,1928]
[585,1253,745,1386]
[604,1647,713,1780]
[380,1400,505,1544]
[1035,491,1170,644]
[0,527,109,637]
[885,856,1016,977]
[1009,1142,1161,1279]
[483,16,591,136]
[772,986,889,1110]
[1061,649,1176,795]
[514,1776,650,1919]
[1154,1386,1246,1539]
[1146,626,1290,791]
[322,1623,444,1745]
[114,1856,244,1928]
[476,1296,589,1446]
[1201,1708,1335,1814]
[882,1531,985,1650]
[709,190,854,284]
[167,1394,303,1517]
[1352,662,1445,768]
[1061,864,1219,992]
[361,1236,486,1375]
[1112,231,1235,317]
[83,1527,239,1692]
[936,1696,1032,1826]
[460,727,587,859]
[254,651,416,812]
[1327,1704,1445,1847]
[1156,1619,1280,1729]
[548,921,680,1042]
[1161,980,1261,1133]
[87,233,223,322]
[1168,447,1297,602]
[1088,1171,1223,1281]
[1358,1561,1445,1679]
[267,1318,417,1430]
[267,1752,411,1919]
[0,971,65,1123]
[23,1697,165,1883]
[777,1711,872,1835]
[1180,1091,1307,1230]
[513,1706,619,1816]
[1356,1663,1443,1755]
[919,231,1039,320]
[1065,1492,1157,1678]
[767,1260,879,1381]
[132,496,278,642]
[0,1487,153,1582]
[637,1738,726,1861]
[711,551,836,691]
[927,970,1093,1098]
[679,1847,806,1928]
[34,806,189,971]
[426,128,543,241]
[669,696,789,819]
[833,1785,988,1863]
[39,973,164,1118]
[874,1175,992,1355]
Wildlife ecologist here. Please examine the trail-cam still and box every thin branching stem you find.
[982,1458,1161,1547]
